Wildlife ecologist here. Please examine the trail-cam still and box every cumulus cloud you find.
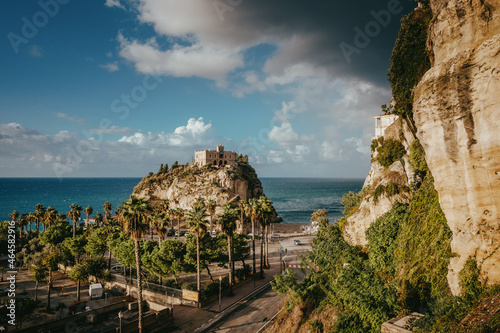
[119,117,212,147]
[100,62,119,72]
[55,113,88,124]
[0,119,218,177]
[105,0,124,9]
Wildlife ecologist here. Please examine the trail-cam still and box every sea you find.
[0,177,364,224]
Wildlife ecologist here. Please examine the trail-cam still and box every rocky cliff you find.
[343,119,415,246]
[132,158,271,227]
[413,0,500,295]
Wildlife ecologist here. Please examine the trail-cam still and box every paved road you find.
[206,234,315,333]
[210,286,281,333]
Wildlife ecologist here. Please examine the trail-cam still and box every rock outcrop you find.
[343,120,414,246]
[413,0,500,294]
[132,159,276,230]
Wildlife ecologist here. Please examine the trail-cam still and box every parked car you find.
[294,239,301,245]
[270,233,281,239]
[211,230,217,237]
[184,231,190,237]
[167,229,174,237]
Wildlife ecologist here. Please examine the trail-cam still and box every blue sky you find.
[0,0,415,178]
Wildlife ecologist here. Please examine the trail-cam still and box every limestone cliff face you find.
[413,0,500,294]
[133,162,265,219]
[343,120,414,246]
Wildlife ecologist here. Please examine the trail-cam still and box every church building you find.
[195,145,236,168]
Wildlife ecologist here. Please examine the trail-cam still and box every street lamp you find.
[118,311,123,333]
[218,276,222,312]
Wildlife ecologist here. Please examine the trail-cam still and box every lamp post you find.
[118,311,123,333]
[218,276,222,312]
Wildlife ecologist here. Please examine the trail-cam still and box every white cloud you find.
[100,62,119,72]
[119,117,212,147]
[105,0,124,9]
[118,34,243,85]
[55,112,88,124]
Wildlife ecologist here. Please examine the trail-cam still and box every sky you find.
[0,0,416,178]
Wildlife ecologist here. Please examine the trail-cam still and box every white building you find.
[374,114,398,139]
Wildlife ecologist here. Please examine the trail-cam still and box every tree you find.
[206,199,217,233]
[95,211,103,226]
[218,203,239,292]
[69,261,88,301]
[9,210,20,241]
[29,264,47,301]
[67,204,82,237]
[15,298,38,331]
[237,200,246,234]
[41,246,62,310]
[258,196,273,270]
[245,198,261,275]
[39,220,72,247]
[186,205,208,291]
[84,205,93,227]
[118,196,151,333]
[82,257,106,283]
[103,201,112,220]
[35,203,46,233]
[175,208,185,239]
[85,228,106,257]
[151,213,170,245]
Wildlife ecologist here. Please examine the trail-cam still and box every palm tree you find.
[27,212,36,235]
[151,213,169,245]
[175,208,185,239]
[237,200,246,234]
[67,204,82,237]
[44,207,58,229]
[95,212,103,226]
[19,213,29,241]
[245,198,261,275]
[218,203,239,292]
[84,205,93,227]
[103,201,112,220]
[35,203,46,233]
[9,210,19,239]
[186,205,208,292]
[118,196,151,333]
[206,199,217,233]
[258,196,273,271]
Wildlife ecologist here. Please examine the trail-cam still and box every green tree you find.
[69,261,88,301]
[85,228,106,257]
[206,199,217,233]
[82,257,106,283]
[151,212,170,245]
[84,205,93,227]
[118,196,151,333]
[95,211,103,226]
[41,246,62,310]
[258,196,273,277]
[15,297,38,331]
[103,201,112,220]
[186,205,208,291]
[218,203,239,291]
[39,220,72,247]
[44,206,58,229]
[67,203,82,237]
[35,203,46,233]
[245,198,261,275]
[29,264,47,301]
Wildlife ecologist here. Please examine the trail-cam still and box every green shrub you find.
[377,139,406,168]
[409,139,428,180]
[388,7,432,120]
[459,258,483,305]
[371,139,379,153]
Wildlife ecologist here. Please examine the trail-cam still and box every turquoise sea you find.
[0,177,364,224]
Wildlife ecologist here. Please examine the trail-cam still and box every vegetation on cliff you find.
[388,6,432,123]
